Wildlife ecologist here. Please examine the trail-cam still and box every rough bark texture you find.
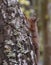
[0,0,39,65]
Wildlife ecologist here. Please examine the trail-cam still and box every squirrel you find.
[24,15,39,65]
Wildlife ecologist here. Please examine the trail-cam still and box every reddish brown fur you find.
[24,15,39,65]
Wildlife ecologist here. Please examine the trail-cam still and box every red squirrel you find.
[24,15,39,64]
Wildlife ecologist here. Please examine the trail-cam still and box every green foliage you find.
[19,0,30,6]
[18,0,32,17]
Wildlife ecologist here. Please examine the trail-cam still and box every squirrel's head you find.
[30,16,39,23]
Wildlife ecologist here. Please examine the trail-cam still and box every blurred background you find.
[18,0,51,65]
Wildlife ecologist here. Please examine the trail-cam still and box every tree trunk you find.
[0,0,39,65]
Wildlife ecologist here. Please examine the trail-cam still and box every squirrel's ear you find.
[30,17,37,22]
[30,17,39,23]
